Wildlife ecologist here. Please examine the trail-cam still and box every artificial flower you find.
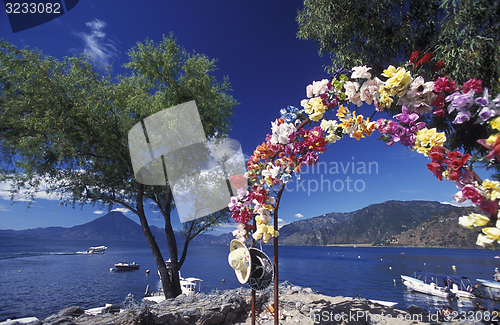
[351,66,372,79]
[458,213,490,229]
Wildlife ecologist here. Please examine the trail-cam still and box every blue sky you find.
[0,0,491,233]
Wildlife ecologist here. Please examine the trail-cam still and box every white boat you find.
[180,277,203,296]
[401,272,455,299]
[113,262,140,271]
[143,273,203,302]
[477,279,500,300]
[446,275,476,299]
[77,246,107,254]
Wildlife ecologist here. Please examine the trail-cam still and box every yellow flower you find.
[352,130,364,140]
[336,105,349,118]
[485,134,499,146]
[477,227,500,247]
[491,117,500,132]
[481,179,500,201]
[413,128,447,156]
[304,97,326,122]
[459,213,490,229]
[382,65,399,78]
[384,67,412,97]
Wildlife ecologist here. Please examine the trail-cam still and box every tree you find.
[0,34,238,298]
[296,0,500,158]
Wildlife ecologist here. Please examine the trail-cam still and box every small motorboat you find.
[401,271,455,299]
[446,275,476,299]
[477,278,500,300]
[77,246,107,254]
[113,262,140,271]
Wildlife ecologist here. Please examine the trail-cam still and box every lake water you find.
[1,235,500,321]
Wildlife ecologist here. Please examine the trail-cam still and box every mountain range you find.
[0,201,484,248]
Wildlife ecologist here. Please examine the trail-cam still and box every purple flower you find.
[303,152,318,166]
[475,88,490,107]
[453,111,471,124]
[478,107,496,123]
[451,90,475,112]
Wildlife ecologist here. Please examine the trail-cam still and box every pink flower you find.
[359,77,382,105]
[344,81,363,106]
[480,200,498,216]
[462,78,483,94]
[433,77,457,93]
[461,185,483,204]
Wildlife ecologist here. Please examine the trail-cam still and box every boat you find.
[446,275,476,299]
[180,277,203,296]
[113,262,140,271]
[476,279,500,300]
[143,272,203,302]
[77,246,107,254]
[401,271,455,299]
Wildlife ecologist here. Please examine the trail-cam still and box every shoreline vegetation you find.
[14,282,473,325]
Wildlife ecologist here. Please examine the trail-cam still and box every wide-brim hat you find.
[248,248,274,291]
[228,240,251,284]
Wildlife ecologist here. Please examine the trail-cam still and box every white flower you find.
[270,120,295,144]
[306,79,329,98]
[344,81,362,106]
[397,76,436,115]
[351,66,372,79]
[359,77,382,105]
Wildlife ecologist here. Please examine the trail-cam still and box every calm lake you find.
[1,235,499,321]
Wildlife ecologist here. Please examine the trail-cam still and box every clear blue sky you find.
[0,0,490,233]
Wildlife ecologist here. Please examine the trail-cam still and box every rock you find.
[43,315,76,325]
[57,306,84,317]
[224,310,238,324]
[407,305,429,316]
[198,311,225,325]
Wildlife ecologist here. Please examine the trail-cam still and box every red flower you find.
[421,53,433,64]
[480,200,498,216]
[229,175,247,189]
[433,108,445,118]
[432,61,445,71]
[410,51,420,63]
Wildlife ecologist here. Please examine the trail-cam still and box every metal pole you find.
[274,218,279,325]
[252,289,256,325]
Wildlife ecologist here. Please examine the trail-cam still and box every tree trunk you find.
[136,183,180,298]
[162,188,182,296]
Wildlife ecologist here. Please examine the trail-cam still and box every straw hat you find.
[248,248,274,291]
[228,240,251,284]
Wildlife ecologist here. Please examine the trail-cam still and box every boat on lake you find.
[476,278,500,300]
[446,275,476,299]
[401,271,455,299]
[77,246,107,254]
[113,262,140,271]
[143,270,203,302]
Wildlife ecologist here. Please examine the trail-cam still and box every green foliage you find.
[297,0,500,161]
[0,35,237,266]
[297,0,500,93]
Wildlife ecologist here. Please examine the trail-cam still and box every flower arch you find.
[228,52,500,250]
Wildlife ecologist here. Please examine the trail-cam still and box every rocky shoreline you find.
[7,282,483,325]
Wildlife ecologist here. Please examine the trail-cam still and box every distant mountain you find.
[0,212,171,241]
[279,211,355,245]
[280,200,459,246]
[391,205,481,248]
[0,201,482,248]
